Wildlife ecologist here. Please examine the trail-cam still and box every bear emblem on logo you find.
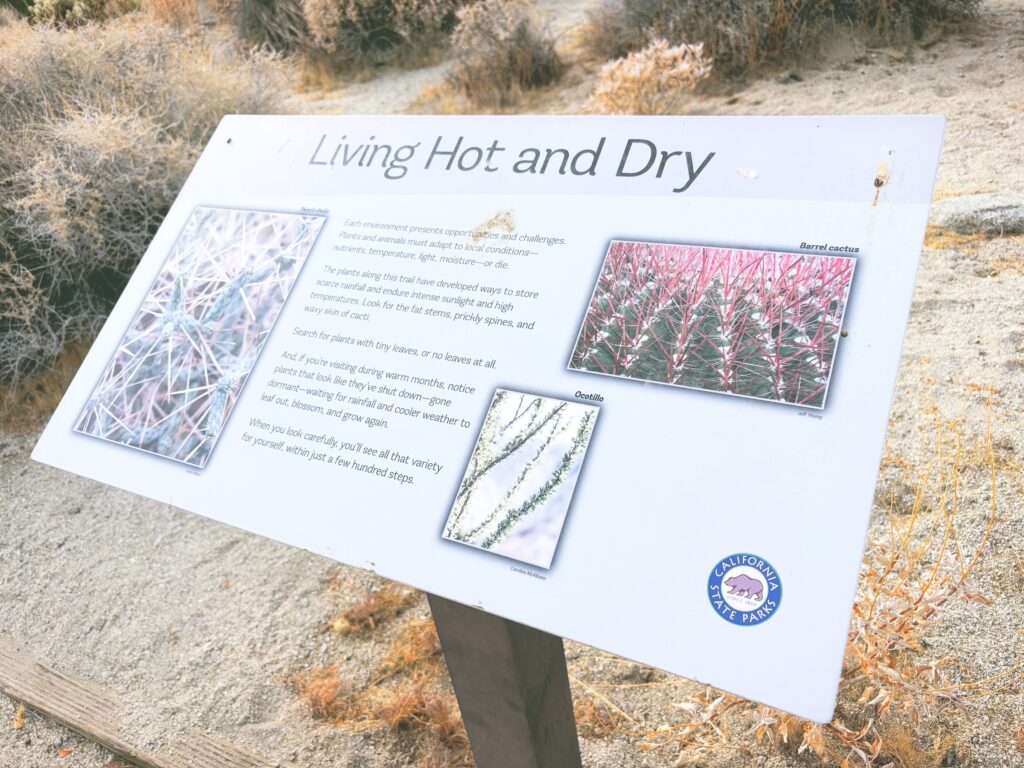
[724,573,764,601]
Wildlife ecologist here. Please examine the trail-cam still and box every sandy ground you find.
[2,1,1023,766]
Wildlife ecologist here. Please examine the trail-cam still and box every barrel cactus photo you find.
[443,389,598,569]
[569,241,856,408]
[74,207,325,467]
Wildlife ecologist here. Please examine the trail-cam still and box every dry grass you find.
[573,691,628,738]
[875,724,957,768]
[329,586,417,634]
[296,594,469,766]
[292,664,354,721]
[145,0,199,27]
[987,236,1024,277]
[375,618,443,681]
[1016,725,1024,756]
[923,225,992,254]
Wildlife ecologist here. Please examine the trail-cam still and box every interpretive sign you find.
[35,115,944,721]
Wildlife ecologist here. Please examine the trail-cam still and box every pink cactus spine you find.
[571,242,855,408]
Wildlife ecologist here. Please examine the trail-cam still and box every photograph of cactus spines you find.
[569,241,856,408]
[443,389,598,570]
[74,207,326,468]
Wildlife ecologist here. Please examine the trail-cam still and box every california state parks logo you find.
[707,553,782,626]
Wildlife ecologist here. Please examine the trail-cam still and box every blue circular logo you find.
[707,553,782,626]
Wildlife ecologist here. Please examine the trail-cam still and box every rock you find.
[930,193,1024,235]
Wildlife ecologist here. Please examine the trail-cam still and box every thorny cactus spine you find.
[570,241,855,408]
[445,390,597,560]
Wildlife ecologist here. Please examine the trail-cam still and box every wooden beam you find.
[0,636,275,768]
[427,594,582,768]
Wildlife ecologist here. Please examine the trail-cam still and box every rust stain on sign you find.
[472,209,516,242]
[872,162,891,207]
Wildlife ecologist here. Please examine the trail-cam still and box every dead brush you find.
[303,0,463,71]
[329,586,417,634]
[447,0,562,108]
[298,576,466,762]
[873,724,957,768]
[292,664,354,721]
[374,617,443,681]
[573,690,629,738]
[146,0,199,27]
[0,14,285,390]
[588,39,712,115]
[365,675,466,749]
[582,0,980,82]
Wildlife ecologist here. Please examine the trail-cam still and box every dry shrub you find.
[837,0,980,40]
[367,677,465,747]
[227,0,463,73]
[0,14,284,388]
[584,0,979,81]
[584,0,831,80]
[145,0,199,27]
[296,616,467,764]
[589,39,711,115]
[874,724,956,768]
[352,673,468,763]
[0,4,29,22]
[574,691,629,738]
[31,0,140,25]
[375,618,443,680]
[448,0,562,108]
[303,0,462,68]
[296,591,467,765]
[292,664,354,721]
[229,0,308,51]
[330,586,417,633]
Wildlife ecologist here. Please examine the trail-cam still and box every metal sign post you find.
[427,594,583,768]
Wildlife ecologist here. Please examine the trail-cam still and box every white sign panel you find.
[34,115,944,722]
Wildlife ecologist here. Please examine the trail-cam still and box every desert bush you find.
[329,586,417,634]
[834,0,981,40]
[0,3,29,23]
[0,15,285,386]
[303,0,462,67]
[226,0,463,71]
[146,0,200,27]
[589,39,711,114]
[229,0,308,51]
[584,0,831,80]
[30,0,140,25]
[448,0,562,108]
[584,0,980,81]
